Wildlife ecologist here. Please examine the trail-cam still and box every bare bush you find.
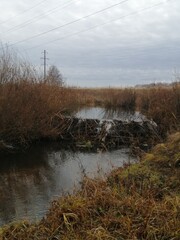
[0,45,39,84]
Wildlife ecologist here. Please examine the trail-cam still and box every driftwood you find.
[51,115,160,150]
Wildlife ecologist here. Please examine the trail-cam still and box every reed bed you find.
[136,84,180,136]
[1,82,179,147]
[1,132,179,239]
[0,82,79,145]
[74,88,136,111]
[0,47,79,146]
[73,84,180,136]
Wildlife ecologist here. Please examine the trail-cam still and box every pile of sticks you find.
[51,115,160,149]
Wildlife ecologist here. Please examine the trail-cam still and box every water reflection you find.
[76,107,146,122]
[0,144,136,226]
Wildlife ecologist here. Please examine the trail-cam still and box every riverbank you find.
[1,132,179,239]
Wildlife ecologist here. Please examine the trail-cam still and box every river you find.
[0,108,140,226]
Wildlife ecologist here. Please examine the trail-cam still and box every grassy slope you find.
[1,132,179,240]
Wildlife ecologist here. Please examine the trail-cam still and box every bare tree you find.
[46,65,64,86]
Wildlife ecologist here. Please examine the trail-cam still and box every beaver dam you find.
[52,115,159,150]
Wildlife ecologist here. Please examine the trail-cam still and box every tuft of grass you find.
[1,132,179,239]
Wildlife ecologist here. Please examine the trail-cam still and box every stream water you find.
[75,107,146,122]
[0,108,139,227]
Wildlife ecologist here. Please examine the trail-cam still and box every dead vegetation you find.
[74,83,180,137]
[51,117,159,150]
[0,47,179,148]
[136,83,180,136]
[1,132,179,240]
[0,81,78,145]
[0,47,79,146]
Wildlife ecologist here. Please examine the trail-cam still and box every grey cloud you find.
[0,0,180,86]
[61,67,174,87]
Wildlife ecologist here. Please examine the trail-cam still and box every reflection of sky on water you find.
[76,107,146,122]
[0,144,136,226]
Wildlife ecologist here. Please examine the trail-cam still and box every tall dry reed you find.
[136,83,180,135]
[74,85,180,136]
[0,47,78,145]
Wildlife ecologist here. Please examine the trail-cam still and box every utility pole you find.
[41,50,48,80]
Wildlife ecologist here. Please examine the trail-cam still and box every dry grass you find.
[74,84,180,136]
[0,47,79,146]
[1,82,179,146]
[1,132,179,240]
[0,81,79,145]
[74,88,136,111]
[136,83,180,136]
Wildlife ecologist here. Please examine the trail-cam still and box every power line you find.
[0,0,49,25]
[25,0,172,51]
[9,0,130,47]
[2,0,76,35]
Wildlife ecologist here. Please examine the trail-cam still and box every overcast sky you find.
[0,0,180,87]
